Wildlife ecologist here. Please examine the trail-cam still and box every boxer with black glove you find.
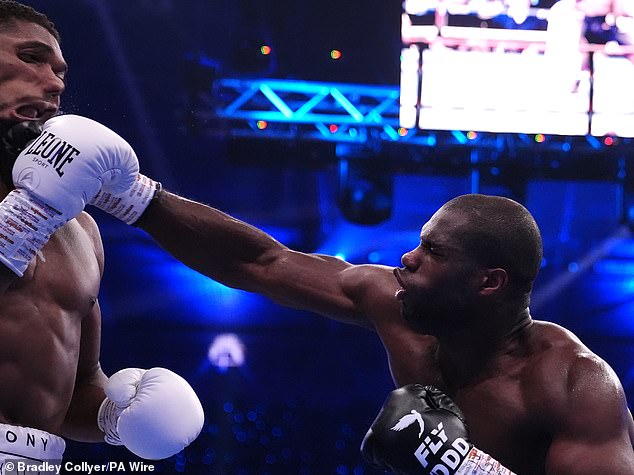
[361,385,515,475]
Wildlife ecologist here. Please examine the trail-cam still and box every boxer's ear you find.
[478,268,508,296]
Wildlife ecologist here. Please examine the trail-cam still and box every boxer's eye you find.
[421,241,437,254]
[19,52,43,63]
[54,69,67,82]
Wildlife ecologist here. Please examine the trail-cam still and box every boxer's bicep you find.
[262,250,394,327]
[545,356,634,474]
[546,427,634,475]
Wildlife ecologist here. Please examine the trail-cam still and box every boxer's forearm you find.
[61,379,108,443]
[137,190,286,290]
[137,191,364,323]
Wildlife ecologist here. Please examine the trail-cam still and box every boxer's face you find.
[395,208,483,336]
[0,19,66,130]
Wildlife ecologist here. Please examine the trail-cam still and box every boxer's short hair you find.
[0,0,60,43]
[444,194,543,296]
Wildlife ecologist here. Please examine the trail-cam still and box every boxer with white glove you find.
[97,367,204,460]
[0,114,139,276]
[90,172,161,225]
[361,385,516,475]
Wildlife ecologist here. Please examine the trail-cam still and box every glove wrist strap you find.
[455,447,516,475]
[0,189,66,276]
[97,397,123,446]
[90,174,161,225]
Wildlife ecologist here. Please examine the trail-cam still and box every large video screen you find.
[400,0,634,136]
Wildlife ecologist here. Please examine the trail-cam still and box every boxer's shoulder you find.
[340,264,400,306]
[523,320,589,356]
[74,210,103,257]
[340,264,404,326]
[521,320,590,376]
[50,212,103,267]
[11,212,104,307]
[521,320,621,420]
[341,263,395,284]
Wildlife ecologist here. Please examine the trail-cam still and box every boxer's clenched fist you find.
[361,385,516,475]
[13,114,139,218]
[98,367,204,460]
[0,114,139,275]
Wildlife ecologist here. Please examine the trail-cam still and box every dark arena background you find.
[20,0,634,473]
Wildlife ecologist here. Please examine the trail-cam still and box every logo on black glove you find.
[391,409,425,437]
[413,421,470,474]
[390,407,471,474]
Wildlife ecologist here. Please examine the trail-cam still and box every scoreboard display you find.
[400,0,634,136]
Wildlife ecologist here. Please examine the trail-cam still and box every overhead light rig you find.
[204,77,632,156]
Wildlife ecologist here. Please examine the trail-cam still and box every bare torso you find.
[352,266,631,474]
[379,315,632,474]
[446,320,561,474]
[0,213,101,434]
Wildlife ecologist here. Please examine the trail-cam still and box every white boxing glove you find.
[0,114,139,275]
[97,367,204,460]
[13,114,139,217]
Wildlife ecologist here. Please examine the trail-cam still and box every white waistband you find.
[0,423,65,464]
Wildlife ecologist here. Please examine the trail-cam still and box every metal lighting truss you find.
[209,77,634,157]
[211,78,403,145]
[207,77,634,222]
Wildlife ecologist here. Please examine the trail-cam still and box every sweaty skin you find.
[0,212,104,435]
[0,19,107,442]
[137,192,634,474]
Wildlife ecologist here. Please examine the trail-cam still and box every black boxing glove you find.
[361,385,516,475]
[1,121,42,156]
[0,121,42,186]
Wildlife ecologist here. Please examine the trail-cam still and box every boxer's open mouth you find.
[15,103,55,121]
